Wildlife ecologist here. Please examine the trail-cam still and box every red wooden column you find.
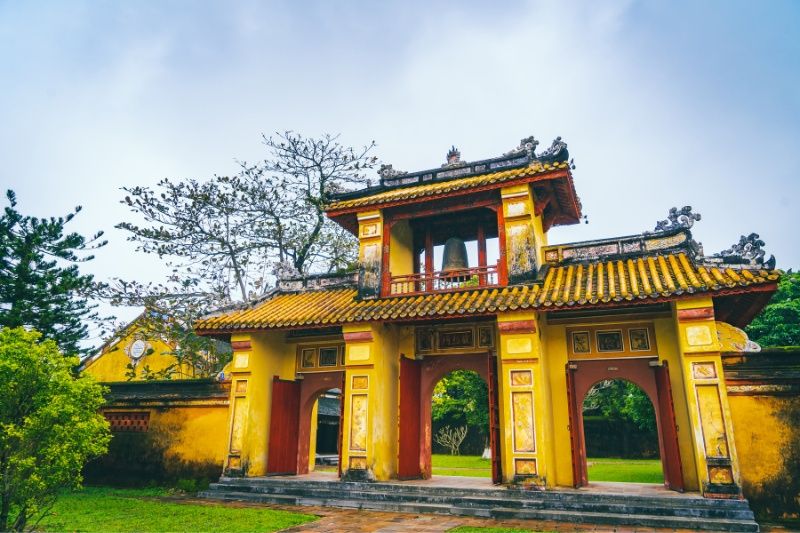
[655,362,685,492]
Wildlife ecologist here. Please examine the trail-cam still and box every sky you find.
[1,0,798,340]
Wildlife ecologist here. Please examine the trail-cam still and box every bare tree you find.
[435,425,469,456]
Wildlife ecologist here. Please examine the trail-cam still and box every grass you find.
[431,454,663,484]
[37,486,317,532]
[587,457,664,484]
[432,454,491,478]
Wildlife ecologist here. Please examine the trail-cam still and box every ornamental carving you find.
[536,136,569,163]
[377,164,407,180]
[653,206,702,232]
[709,233,776,270]
[442,146,466,168]
[504,136,539,157]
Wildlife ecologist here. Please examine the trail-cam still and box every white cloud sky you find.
[1,0,797,340]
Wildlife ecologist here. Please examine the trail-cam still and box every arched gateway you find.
[195,136,780,502]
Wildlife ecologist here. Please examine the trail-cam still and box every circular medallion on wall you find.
[127,339,148,361]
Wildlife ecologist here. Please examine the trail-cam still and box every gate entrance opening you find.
[399,353,502,483]
[567,358,684,491]
[267,371,344,476]
[582,379,663,484]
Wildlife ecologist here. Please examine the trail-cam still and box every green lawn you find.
[432,454,492,477]
[431,454,663,484]
[587,457,664,484]
[37,487,317,532]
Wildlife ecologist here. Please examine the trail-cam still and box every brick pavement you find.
[176,496,701,533]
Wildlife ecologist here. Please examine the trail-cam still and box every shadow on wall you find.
[744,398,800,521]
[83,416,222,489]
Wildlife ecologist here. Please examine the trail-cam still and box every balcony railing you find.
[388,264,500,296]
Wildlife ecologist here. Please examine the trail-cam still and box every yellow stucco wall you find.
[728,395,791,487]
[82,328,182,382]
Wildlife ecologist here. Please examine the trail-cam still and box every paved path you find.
[179,496,700,532]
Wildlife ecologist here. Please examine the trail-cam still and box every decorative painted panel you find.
[510,370,532,387]
[696,385,729,458]
[352,376,369,390]
[692,362,717,380]
[512,391,536,452]
[350,394,368,451]
[414,323,495,355]
[296,344,345,373]
[514,458,537,476]
[229,396,248,453]
[566,323,658,359]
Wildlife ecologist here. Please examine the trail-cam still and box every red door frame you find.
[295,371,345,475]
[266,376,301,475]
[565,358,684,491]
[487,352,503,484]
[398,356,422,479]
[655,362,685,491]
[398,353,499,481]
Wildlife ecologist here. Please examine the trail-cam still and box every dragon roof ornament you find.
[653,206,702,232]
[706,233,776,270]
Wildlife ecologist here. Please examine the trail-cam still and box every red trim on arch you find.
[343,331,373,343]
[498,320,537,334]
[676,307,715,321]
[230,340,252,350]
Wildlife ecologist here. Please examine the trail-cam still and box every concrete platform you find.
[200,473,759,531]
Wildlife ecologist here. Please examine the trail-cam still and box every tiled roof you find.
[194,252,779,332]
[326,161,571,212]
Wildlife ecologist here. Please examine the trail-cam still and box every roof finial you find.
[653,206,702,232]
[446,146,461,166]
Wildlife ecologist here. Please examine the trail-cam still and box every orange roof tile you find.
[326,161,571,212]
[195,253,779,333]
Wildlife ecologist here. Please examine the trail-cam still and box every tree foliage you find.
[116,132,376,304]
[0,327,110,531]
[0,191,106,357]
[431,370,489,438]
[583,379,656,432]
[746,270,800,347]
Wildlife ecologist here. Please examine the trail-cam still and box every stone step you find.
[215,476,749,509]
[207,482,754,520]
[199,489,759,532]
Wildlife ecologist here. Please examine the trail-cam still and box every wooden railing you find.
[388,264,500,296]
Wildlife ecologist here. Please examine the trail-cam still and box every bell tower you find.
[325,136,582,299]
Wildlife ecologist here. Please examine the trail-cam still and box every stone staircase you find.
[200,476,759,532]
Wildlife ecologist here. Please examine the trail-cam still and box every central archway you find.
[566,358,684,491]
[399,353,500,483]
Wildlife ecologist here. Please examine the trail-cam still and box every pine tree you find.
[0,190,106,356]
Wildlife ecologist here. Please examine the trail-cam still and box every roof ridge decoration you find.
[542,227,702,265]
[333,135,570,196]
[706,233,777,270]
[652,206,702,232]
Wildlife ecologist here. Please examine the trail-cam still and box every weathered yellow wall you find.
[496,312,548,485]
[225,331,295,476]
[673,297,742,495]
[308,400,319,472]
[389,220,414,279]
[728,395,791,486]
[83,329,181,382]
[340,323,400,480]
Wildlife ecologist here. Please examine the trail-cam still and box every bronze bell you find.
[441,237,469,280]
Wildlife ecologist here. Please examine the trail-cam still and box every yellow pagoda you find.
[194,135,781,502]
